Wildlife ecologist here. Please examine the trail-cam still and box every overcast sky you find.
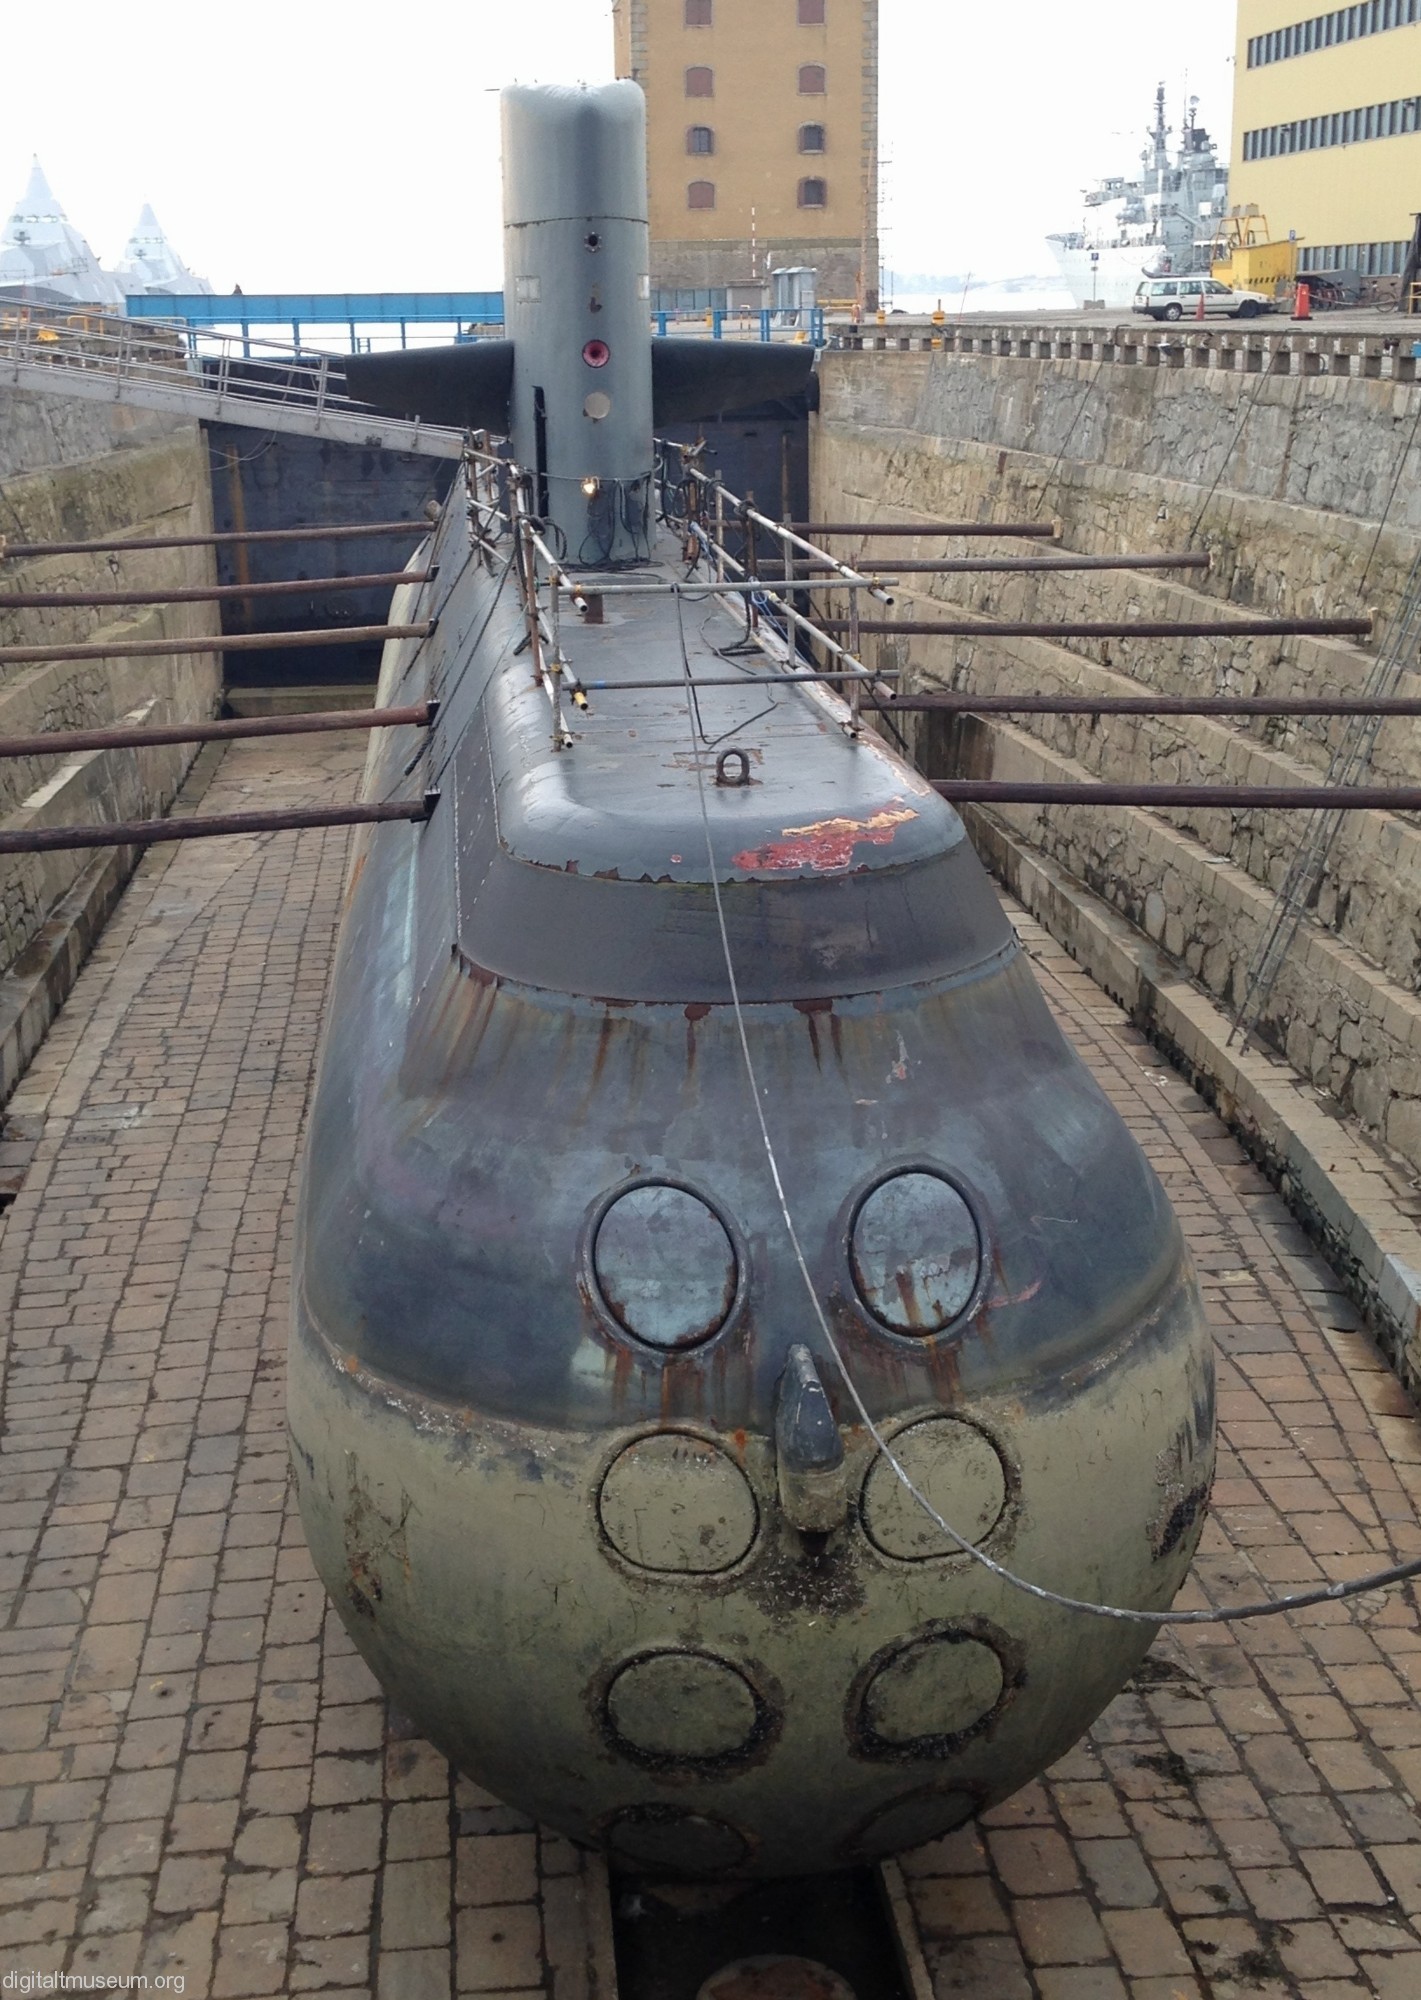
[2,0,1237,292]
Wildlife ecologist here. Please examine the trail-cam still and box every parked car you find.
[1132,277,1275,321]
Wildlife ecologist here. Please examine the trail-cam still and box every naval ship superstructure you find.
[1047,87,1230,310]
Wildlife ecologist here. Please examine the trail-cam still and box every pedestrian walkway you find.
[0,316,463,459]
[0,734,1418,1998]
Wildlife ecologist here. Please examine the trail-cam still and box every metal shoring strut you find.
[674,626,1421,1627]
[524,518,590,730]
[467,433,504,563]
[847,584,863,735]
[741,499,759,637]
[510,474,571,751]
[0,520,439,562]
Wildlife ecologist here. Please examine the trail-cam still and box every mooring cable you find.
[675,584,1421,1626]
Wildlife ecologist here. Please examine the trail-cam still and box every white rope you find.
[673,587,1421,1627]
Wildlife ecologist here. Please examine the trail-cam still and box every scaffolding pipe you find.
[0,797,434,857]
[870,692,1421,718]
[0,571,433,610]
[582,669,901,692]
[931,780,1421,809]
[562,578,896,598]
[0,521,435,560]
[793,554,1211,575]
[0,624,432,666]
[787,523,1060,540]
[823,617,1373,640]
[0,703,434,764]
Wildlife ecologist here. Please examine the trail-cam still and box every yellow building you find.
[612,0,879,309]
[1231,0,1421,280]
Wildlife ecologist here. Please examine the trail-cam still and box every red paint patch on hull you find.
[733,807,918,874]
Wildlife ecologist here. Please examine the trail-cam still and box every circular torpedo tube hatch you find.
[591,1182,739,1351]
[849,1171,981,1335]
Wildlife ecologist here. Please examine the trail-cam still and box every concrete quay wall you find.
[813,344,1421,1193]
[0,388,220,1105]
[0,382,195,483]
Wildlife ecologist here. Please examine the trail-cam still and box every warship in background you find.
[1047,86,1229,311]
[0,158,211,308]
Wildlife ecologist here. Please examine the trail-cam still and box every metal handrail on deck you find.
[477,439,889,746]
[655,440,889,731]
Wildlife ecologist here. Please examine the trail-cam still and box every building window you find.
[686,65,714,96]
[1299,236,1408,273]
[685,0,713,20]
[798,177,828,207]
[799,123,826,151]
[1243,91,1421,158]
[688,180,716,209]
[799,63,827,93]
[798,0,826,20]
[1247,0,1420,67]
[687,125,715,155]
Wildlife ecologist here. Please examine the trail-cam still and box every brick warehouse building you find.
[612,0,880,310]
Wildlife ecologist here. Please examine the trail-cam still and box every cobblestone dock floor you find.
[1,734,1420,2000]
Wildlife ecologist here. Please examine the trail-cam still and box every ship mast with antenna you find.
[1150,81,1171,178]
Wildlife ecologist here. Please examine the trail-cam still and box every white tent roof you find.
[115,202,213,297]
[0,158,125,308]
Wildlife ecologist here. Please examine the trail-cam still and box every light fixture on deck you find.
[581,476,601,497]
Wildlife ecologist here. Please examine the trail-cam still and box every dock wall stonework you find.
[813,343,1421,1189]
[0,389,220,1105]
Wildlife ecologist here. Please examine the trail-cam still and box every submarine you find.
[288,79,1216,1878]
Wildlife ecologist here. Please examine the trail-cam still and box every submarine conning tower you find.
[502,83,654,566]
[344,80,818,518]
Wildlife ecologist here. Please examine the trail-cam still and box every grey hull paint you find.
[290,486,1216,1876]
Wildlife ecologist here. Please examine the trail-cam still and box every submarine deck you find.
[1,732,1419,1999]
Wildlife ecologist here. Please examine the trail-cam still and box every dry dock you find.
[0,734,1420,1999]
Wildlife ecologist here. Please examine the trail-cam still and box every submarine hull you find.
[294,76,1215,1879]
[289,561,1214,1873]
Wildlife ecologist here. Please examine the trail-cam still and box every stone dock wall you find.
[814,338,1421,1184]
[0,389,221,1104]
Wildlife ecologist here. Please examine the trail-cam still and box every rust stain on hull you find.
[733,808,918,874]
